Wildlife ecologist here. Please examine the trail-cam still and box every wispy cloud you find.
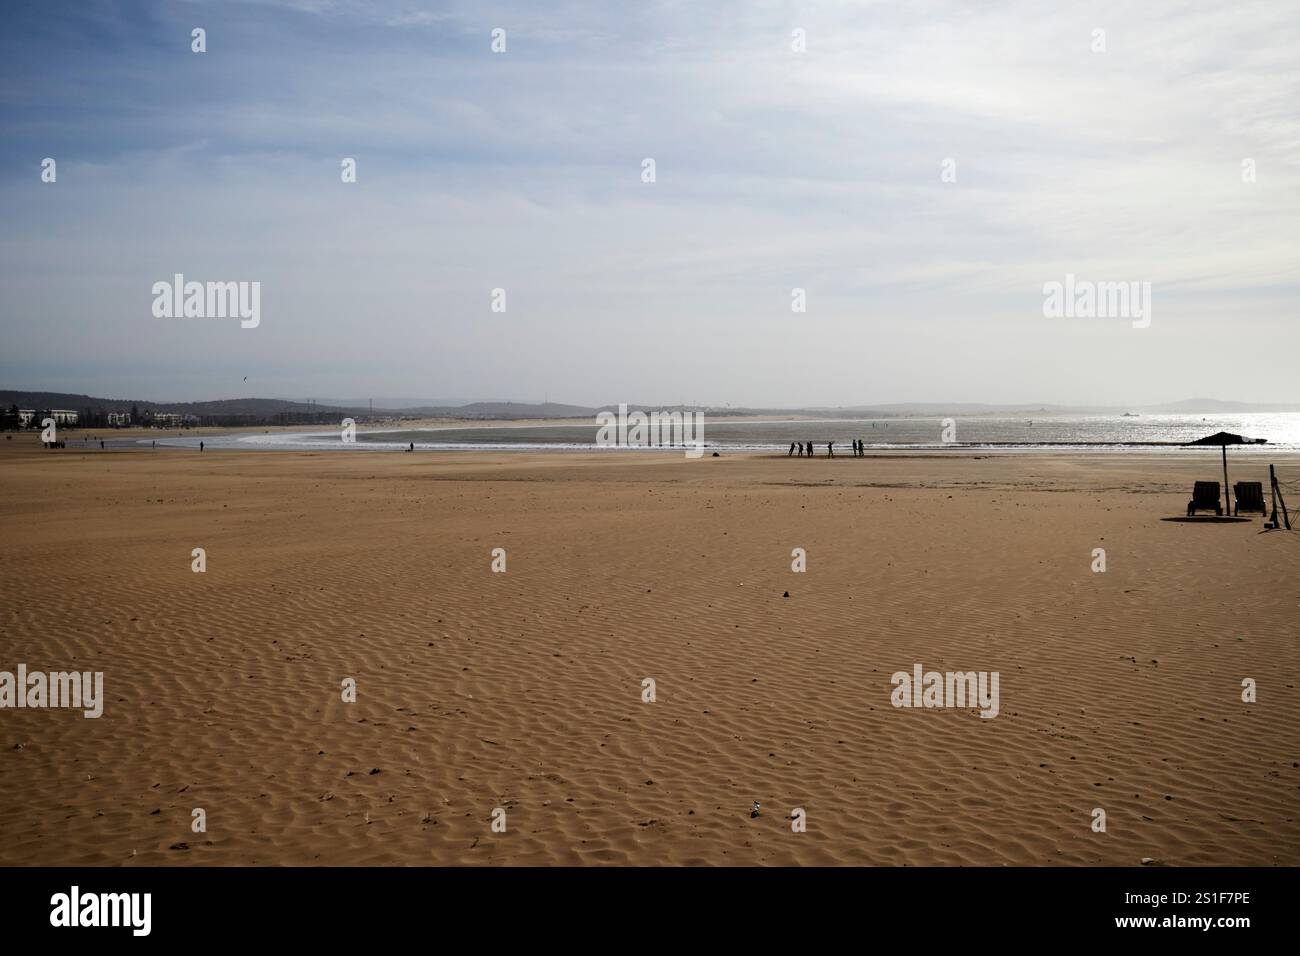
[1,0,1297,404]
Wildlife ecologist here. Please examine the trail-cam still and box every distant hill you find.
[397,401,601,420]
[0,390,159,413]
[311,397,476,410]
[0,390,606,426]
[0,390,345,418]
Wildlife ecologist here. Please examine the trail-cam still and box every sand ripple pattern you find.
[1,448,1297,865]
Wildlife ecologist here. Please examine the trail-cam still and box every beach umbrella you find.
[1184,431,1252,515]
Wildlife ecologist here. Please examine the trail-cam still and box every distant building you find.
[17,409,76,426]
[152,412,183,428]
[107,412,131,427]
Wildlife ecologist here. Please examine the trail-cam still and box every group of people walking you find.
[788,439,868,458]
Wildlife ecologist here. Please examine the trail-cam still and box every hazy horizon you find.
[3,1,1298,406]
[4,384,1299,414]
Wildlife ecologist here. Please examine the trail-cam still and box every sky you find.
[1,0,1298,407]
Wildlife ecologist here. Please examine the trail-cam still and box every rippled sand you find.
[1,441,1296,865]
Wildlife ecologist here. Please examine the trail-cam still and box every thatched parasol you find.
[1183,431,1264,515]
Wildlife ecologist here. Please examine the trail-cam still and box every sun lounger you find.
[1233,481,1265,515]
[1187,481,1222,516]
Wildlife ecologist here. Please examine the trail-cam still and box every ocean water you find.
[157,413,1300,453]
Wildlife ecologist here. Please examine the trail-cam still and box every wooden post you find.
[1222,444,1230,515]
[1276,472,1292,530]
[1269,464,1279,526]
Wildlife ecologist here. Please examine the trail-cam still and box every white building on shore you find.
[16,408,77,426]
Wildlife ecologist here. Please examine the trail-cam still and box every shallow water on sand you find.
[148,412,1300,453]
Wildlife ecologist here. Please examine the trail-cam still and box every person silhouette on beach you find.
[409,442,414,452]
[789,442,796,457]
[200,441,204,452]
[828,441,835,458]
[99,440,104,449]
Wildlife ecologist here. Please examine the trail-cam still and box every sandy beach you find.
[1,440,1296,866]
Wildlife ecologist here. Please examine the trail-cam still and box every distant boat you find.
[1122,412,1139,417]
